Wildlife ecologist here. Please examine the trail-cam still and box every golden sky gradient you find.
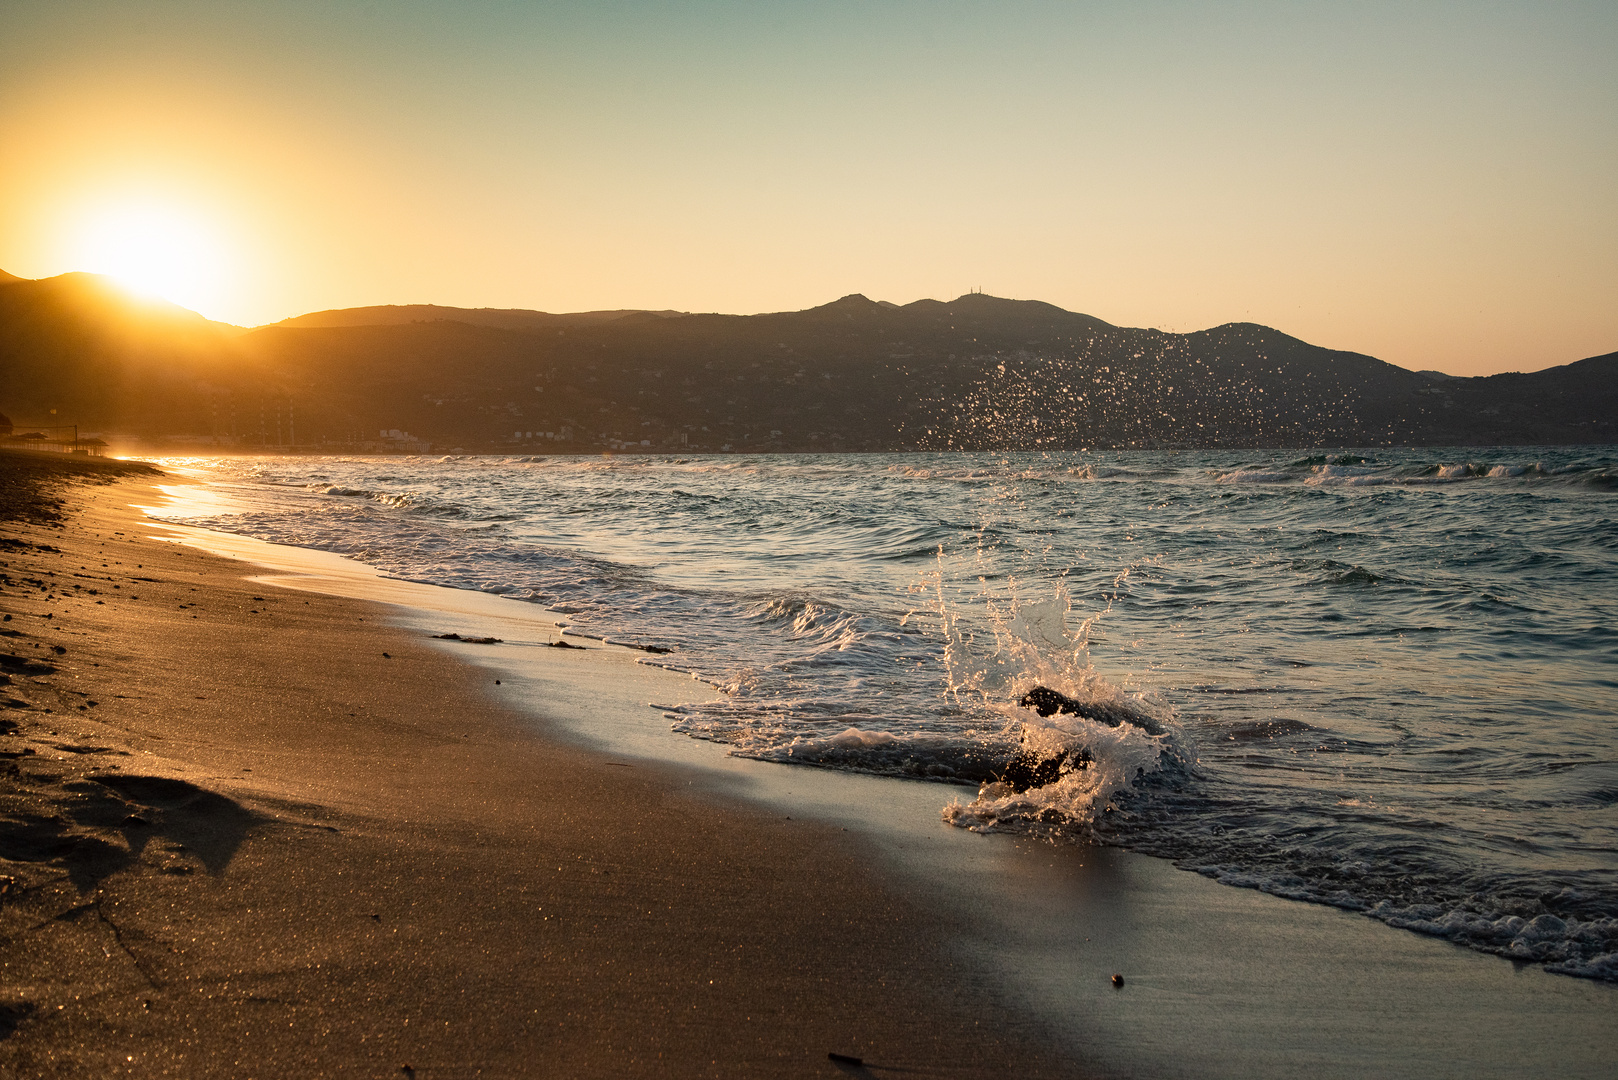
[3,1,1614,375]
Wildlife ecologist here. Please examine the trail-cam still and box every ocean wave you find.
[300,482,483,519]
[1304,463,1394,486]
[1580,469,1618,489]
[1214,468,1293,483]
[1290,558,1396,587]
[1291,454,1376,468]
[1381,906,1618,978]
[743,595,873,654]
[1187,859,1618,981]
[1066,464,1139,480]
[1200,457,1605,489]
[751,727,1002,783]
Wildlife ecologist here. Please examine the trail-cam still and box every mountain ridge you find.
[1,270,1612,452]
[272,303,688,332]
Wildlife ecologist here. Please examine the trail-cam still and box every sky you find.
[2,1,1614,375]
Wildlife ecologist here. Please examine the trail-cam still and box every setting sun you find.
[67,200,232,319]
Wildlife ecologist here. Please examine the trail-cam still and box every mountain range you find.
[1,270,1612,453]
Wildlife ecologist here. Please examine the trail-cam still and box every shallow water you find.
[153,447,1618,980]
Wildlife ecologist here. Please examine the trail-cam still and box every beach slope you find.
[0,451,1080,1078]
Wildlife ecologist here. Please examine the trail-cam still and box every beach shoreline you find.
[0,453,1082,1078]
[3,450,1614,1079]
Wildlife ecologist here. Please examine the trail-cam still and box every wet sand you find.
[0,452,1079,1078]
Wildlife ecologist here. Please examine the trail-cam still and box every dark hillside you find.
[273,304,686,332]
[0,273,255,438]
[2,271,1612,452]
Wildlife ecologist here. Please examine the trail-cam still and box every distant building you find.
[2,425,101,454]
[360,428,432,454]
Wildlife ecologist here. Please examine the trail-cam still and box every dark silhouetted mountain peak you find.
[2,272,243,336]
[817,293,881,309]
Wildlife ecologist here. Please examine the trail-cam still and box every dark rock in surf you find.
[1018,686,1145,729]
[996,743,1092,793]
[994,685,1159,793]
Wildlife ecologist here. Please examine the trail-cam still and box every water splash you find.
[923,567,1176,835]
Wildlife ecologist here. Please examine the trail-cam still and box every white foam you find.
[943,706,1168,832]
[1304,464,1393,486]
[1215,468,1292,483]
[1067,464,1133,480]
[926,572,1177,831]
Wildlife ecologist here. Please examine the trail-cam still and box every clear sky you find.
[2,1,1613,375]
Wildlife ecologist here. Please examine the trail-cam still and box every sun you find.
[68,200,234,319]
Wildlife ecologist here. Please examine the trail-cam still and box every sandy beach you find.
[3,450,1614,1079]
[0,452,1079,1078]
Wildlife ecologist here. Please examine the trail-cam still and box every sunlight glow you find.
[68,201,233,318]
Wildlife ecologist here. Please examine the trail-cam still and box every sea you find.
[153,448,1618,981]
